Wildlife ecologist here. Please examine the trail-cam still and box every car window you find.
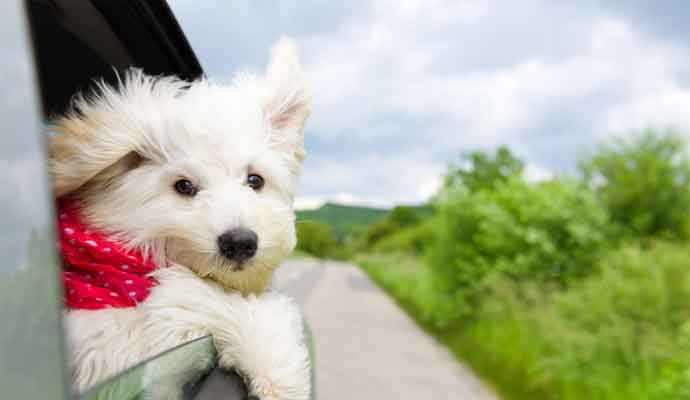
[79,335,228,400]
[80,324,315,400]
[0,1,70,398]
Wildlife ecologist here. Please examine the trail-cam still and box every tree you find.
[296,220,337,258]
[580,129,690,240]
[443,146,524,193]
[362,206,431,248]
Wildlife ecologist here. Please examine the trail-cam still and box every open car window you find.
[27,0,203,117]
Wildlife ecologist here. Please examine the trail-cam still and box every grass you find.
[354,243,690,400]
[289,249,317,260]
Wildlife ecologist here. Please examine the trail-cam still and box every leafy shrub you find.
[580,129,690,240]
[427,177,614,325]
[442,146,524,194]
[454,241,690,400]
[372,220,435,255]
[362,205,432,248]
[295,220,337,258]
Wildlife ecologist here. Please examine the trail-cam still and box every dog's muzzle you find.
[217,228,258,265]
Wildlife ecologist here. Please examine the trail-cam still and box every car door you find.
[0,1,70,398]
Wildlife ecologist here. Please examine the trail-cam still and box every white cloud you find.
[294,193,393,210]
[416,174,443,201]
[523,164,554,183]
[171,1,690,207]
[294,196,325,210]
[601,89,690,138]
[297,8,690,206]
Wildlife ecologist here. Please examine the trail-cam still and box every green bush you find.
[442,146,524,194]
[372,220,435,255]
[453,241,690,400]
[295,220,337,258]
[580,129,690,240]
[362,205,432,249]
[427,177,614,326]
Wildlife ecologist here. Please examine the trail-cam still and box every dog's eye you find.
[247,174,265,191]
[174,179,198,196]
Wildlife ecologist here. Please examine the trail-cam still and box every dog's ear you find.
[263,36,311,161]
[48,115,137,198]
[48,71,185,198]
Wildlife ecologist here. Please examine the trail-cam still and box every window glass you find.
[80,336,223,400]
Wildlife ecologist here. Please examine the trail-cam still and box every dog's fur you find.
[49,38,312,399]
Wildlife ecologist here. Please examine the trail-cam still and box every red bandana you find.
[57,201,160,310]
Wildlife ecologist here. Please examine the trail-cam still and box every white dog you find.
[48,37,312,400]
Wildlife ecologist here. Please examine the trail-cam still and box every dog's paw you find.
[228,358,310,400]
[214,293,311,400]
[246,372,280,400]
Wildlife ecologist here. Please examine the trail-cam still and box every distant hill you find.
[296,202,389,237]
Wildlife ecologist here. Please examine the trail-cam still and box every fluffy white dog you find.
[48,37,312,400]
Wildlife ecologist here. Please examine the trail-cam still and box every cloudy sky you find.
[170,0,690,209]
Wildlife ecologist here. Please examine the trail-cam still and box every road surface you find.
[272,259,498,400]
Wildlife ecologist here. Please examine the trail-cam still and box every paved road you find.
[272,259,498,400]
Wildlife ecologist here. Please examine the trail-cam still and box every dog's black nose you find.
[218,228,258,263]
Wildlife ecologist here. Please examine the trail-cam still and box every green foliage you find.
[358,243,690,400]
[295,220,337,258]
[362,205,433,249]
[443,146,524,193]
[427,178,614,324]
[580,129,690,240]
[372,220,435,255]
[453,241,690,400]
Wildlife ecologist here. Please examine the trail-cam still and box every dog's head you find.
[48,37,310,293]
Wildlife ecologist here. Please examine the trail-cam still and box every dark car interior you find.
[27,0,203,116]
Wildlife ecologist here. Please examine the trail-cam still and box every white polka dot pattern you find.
[57,201,160,310]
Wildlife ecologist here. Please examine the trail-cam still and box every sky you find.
[169,0,690,209]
